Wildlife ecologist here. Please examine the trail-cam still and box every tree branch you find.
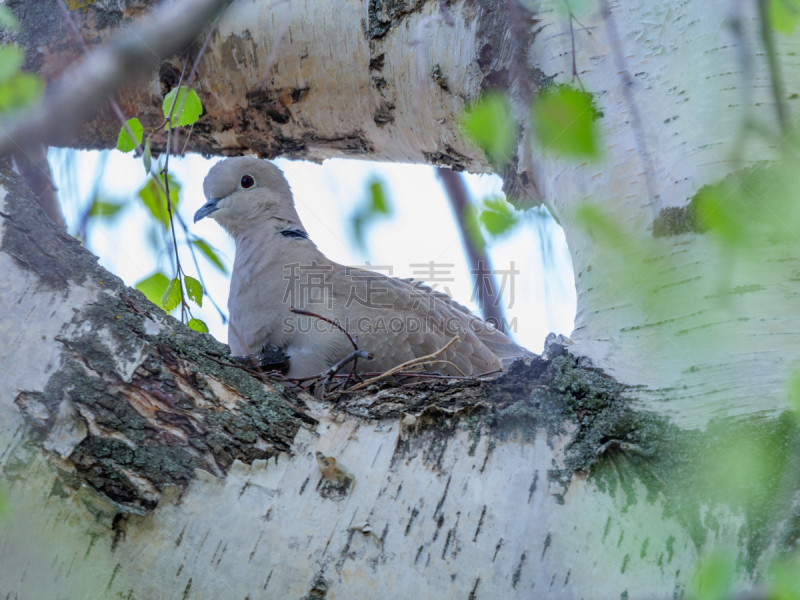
[436,167,507,332]
[0,0,233,158]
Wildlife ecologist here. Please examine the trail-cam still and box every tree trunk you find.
[3,0,800,598]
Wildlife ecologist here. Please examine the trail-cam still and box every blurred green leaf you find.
[143,138,152,175]
[163,86,202,127]
[0,46,23,84]
[463,202,486,253]
[369,180,390,214]
[135,272,170,306]
[0,72,43,112]
[0,7,19,30]
[768,555,800,600]
[480,197,519,236]
[770,0,800,34]
[138,173,181,230]
[187,318,209,333]
[574,203,629,248]
[88,200,124,218]
[0,485,9,521]
[116,118,143,153]
[789,372,800,415]
[351,178,393,251]
[191,238,227,273]
[532,85,600,159]
[459,92,518,171]
[689,552,735,600]
[185,275,203,307]
[161,278,182,312]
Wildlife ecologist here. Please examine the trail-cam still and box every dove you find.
[194,157,534,378]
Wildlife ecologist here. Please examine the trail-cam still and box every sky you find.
[48,149,576,353]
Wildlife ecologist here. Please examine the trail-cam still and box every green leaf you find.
[0,72,44,113]
[789,372,800,416]
[88,200,124,218]
[463,202,486,253]
[351,178,393,251]
[0,46,24,84]
[459,93,518,170]
[532,85,600,159]
[369,180,390,214]
[191,238,227,273]
[143,138,152,175]
[137,173,181,230]
[770,0,800,34]
[187,318,209,333]
[161,278,182,312]
[0,486,9,521]
[185,275,203,307]
[135,272,170,306]
[768,555,800,600]
[162,86,202,127]
[480,197,519,236]
[0,7,19,30]
[116,118,143,153]
[689,552,735,600]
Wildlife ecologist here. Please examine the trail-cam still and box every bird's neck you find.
[231,218,329,277]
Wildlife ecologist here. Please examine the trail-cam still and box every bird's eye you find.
[240,175,255,189]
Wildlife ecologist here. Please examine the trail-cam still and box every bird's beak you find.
[194,198,221,223]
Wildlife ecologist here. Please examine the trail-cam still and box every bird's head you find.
[194,157,296,235]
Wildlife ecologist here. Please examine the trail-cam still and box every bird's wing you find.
[327,269,533,376]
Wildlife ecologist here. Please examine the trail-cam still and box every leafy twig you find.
[162,59,190,321]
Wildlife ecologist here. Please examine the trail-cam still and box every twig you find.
[289,307,359,351]
[0,0,233,157]
[347,336,461,392]
[323,350,373,380]
[162,59,190,320]
[176,213,228,323]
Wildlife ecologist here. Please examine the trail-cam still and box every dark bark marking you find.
[181,578,192,600]
[512,552,526,588]
[473,505,487,542]
[468,576,481,600]
[492,538,503,562]
[541,532,551,560]
[432,514,445,542]
[434,475,451,519]
[106,563,122,591]
[423,146,468,171]
[335,529,357,573]
[299,476,310,495]
[432,64,449,91]
[366,0,426,39]
[249,532,263,562]
[527,471,538,503]
[405,507,419,536]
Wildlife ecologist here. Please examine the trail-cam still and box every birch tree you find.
[2,0,800,598]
